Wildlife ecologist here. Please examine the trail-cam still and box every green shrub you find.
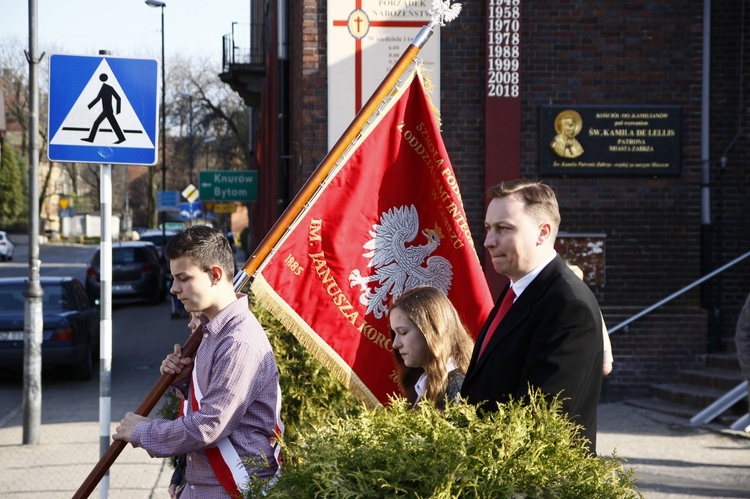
[250,298,363,444]
[247,390,640,498]
[0,142,24,227]
[156,389,182,421]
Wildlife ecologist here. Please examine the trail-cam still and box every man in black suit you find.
[461,179,603,453]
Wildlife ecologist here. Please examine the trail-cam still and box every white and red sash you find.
[190,366,284,497]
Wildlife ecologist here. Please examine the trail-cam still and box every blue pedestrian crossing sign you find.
[48,54,159,165]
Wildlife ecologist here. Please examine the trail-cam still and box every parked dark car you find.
[138,229,177,259]
[85,241,167,305]
[0,277,100,380]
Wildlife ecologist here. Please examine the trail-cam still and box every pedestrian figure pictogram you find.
[81,73,126,144]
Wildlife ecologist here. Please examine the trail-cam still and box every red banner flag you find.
[251,69,493,406]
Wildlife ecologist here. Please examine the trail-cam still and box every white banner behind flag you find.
[327,0,441,150]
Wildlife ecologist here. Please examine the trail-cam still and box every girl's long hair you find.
[390,286,474,404]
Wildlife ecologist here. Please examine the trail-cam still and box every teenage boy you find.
[114,225,282,497]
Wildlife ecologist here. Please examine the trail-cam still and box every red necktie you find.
[478,287,516,358]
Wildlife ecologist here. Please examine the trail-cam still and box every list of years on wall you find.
[487,0,520,98]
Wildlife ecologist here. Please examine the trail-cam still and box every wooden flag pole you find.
[233,20,440,290]
[72,329,203,499]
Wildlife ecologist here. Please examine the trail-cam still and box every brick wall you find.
[290,1,329,195]
[602,309,708,401]
[708,0,750,344]
[439,0,489,252]
[448,0,709,397]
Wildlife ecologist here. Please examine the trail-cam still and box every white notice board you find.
[327,1,441,149]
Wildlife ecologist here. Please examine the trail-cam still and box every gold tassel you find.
[416,65,442,127]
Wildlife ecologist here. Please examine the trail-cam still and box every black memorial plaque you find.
[540,105,681,176]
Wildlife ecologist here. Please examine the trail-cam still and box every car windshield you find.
[92,247,149,266]
[0,282,69,311]
[42,285,69,310]
[113,247,146,264]
[0,284,24,311]
[140,234,171,246]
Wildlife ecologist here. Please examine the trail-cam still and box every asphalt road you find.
[0,237,94,282]
[0,237,188,426]
[0,298,187,426]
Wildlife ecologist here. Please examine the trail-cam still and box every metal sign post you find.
[99,162,113,499]
[47,50,159,499]
[22,0,44,446]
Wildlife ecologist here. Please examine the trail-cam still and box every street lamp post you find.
[23,0,44,447]
[181,93,195,185]
[203,136,216,226]
[146,0,167,252]
[204,136,217,169]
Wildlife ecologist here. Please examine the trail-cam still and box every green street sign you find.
[164,222,186,231]
[199,170,258,202]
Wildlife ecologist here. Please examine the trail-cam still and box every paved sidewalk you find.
[0,418,171,498]
[597,402,750,498]
[1,399,749,498]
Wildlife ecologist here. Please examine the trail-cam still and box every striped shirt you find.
[130,295,281,498]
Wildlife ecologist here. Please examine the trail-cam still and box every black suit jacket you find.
[461,255,603,452]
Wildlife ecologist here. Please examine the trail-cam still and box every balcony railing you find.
[222,22,265,72]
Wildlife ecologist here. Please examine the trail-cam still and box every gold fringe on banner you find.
[417,65,442,127]
[250,274,380,409]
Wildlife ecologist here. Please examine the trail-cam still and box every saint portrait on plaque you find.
[550,110,584,159]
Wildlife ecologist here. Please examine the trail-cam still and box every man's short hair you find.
[489,179,561,236]
[166,225,235,282]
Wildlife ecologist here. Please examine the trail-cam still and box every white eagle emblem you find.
[348,205,453,319]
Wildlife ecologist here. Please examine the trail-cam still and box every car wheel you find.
[71,340,94,381]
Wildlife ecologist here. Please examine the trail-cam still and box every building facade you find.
[223,0,750,399]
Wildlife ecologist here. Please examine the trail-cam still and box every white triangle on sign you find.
[50,59,155,149]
